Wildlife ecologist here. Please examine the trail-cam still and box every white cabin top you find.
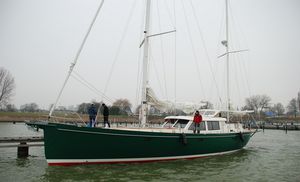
[164,109,225,121]
[198,109,222,117]
[161,110,246,134]
[116,110,252,134]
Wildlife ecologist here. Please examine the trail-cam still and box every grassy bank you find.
[0,112,49,122]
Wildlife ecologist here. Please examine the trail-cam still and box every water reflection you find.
[41,150,253,182]
[15,158,30,167]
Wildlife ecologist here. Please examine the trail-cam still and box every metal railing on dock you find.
[0,136,44,157]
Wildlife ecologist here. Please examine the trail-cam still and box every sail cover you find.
[146,87,166,109]
[146,87,206,114]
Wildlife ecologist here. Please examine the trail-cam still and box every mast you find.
[140,0,151,126]
[225,0,230,122]
[48,0,105,118]
[220,0,248,120]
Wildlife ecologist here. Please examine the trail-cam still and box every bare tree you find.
[112,99,132,114]
[244,95,271,113]
[259,95,271,113]
[287,98,298,117]
[297,91,300,113]
[77,103,88,114]
[20,103,39,112]
[271,103,285,116]
[244,94,271,120]
[0,68,15,108]
[243,95,259,111]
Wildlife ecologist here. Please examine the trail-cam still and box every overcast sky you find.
[1,0,300,110]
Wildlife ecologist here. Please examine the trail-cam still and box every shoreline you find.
[0,112,164,123]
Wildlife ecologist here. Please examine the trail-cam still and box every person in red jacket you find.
[193,110,202,134]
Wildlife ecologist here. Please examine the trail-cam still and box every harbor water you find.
[0,122,299,182]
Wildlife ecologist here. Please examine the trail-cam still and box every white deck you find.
[102,114,254,134]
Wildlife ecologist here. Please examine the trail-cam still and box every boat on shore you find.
[27,0,257,166]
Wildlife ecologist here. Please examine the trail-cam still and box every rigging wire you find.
[163,0,176,28]
[232,55,242,106]
[228,2,252,105]
[216,0,226,63]
[156,1,169,100]
[49,0,105,117]
[217,0,228,109]
[173,0,177,112]
[71,71,115,104]
[149,46,165,99]
[228,3,252,98]
[228,2,243,101]
[241,55,252,97]
[180,0,206,101]
[102,0,138,100]
[189,0,223,105]
[216,0,226,108]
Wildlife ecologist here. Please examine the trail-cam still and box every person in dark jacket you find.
[102,103,110,128]
[88,103,97,127]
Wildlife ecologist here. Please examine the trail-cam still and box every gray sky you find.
[1,0,300,110]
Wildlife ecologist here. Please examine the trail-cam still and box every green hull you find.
[27,122,253,166]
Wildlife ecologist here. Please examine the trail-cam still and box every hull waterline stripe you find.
[57,128,251,139]
[47,149,241,165]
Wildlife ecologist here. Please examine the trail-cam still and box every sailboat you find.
[27,0,257,166]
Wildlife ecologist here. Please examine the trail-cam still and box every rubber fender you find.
[181,133,187,145]
[238,132,244,142]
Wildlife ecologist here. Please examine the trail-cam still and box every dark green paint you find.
[27,122,252,160]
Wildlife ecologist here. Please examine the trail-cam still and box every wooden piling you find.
[17,142,29,158]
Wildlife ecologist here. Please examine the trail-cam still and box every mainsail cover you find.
[146,87,166,109]
[146,87,206,114]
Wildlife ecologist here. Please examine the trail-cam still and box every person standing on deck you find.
[88,104,97,127]
[102,103,110,128]
[193,110,202,134]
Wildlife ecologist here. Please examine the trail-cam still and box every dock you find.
[0,136,44,157]
[259,124,300,130]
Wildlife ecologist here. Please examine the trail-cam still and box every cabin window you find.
[189,122,206,131]
[207,121,220,130]
[173,119,189,128]
[199,111,205,115]
[205,111,216,116]
[163,119,177,128]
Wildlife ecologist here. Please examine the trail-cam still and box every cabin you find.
[116,110,248,134]
[162,110,245,134]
